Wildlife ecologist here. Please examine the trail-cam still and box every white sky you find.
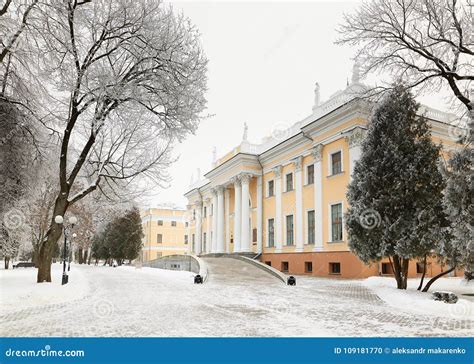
[142,0,453,209]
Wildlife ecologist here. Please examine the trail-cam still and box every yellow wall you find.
[141,208,188,261]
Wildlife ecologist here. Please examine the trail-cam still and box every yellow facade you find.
[184,78,464,278]
[142,208,188,261]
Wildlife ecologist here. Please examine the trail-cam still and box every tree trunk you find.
[417,255,427,291]
[422,267,456,292]
[83,249,88,265]
[4,257,10,269]
[78,248,83,264]
[391,255,409,289]
[36,204,66,282]
[37,243,53,282]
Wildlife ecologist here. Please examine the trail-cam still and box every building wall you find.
[184,95,463,279]
[142,208,188,261]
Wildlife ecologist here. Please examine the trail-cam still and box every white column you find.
[186,205,193,254]
[211,190,218,253]
[205,199,211,254]
[347,127,365,182]
[195,201,203,254]
[294,156,304,252]
[225,188,230,253]
[312,145,324,251]
[216,186,225,253]
[233,177,242,253]
[256,175,263,253]
[273,166,283,252]
[240,174,251,252]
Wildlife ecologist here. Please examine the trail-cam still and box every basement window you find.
[329,262,341,274]
[305,261,313,273]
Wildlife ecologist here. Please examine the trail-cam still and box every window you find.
[171,220,177,227]
[281,261,289,272]
[416,262,427,274]
[252,228,257,243]
[286,173,293,191]
[305,261,313,273]
[193,209,196,220]
[268,218,275,247]
[203,206,207,217]
[381,263,392,275]
[265,261,272,266]
[157,234,163,244]
[185,222,189,227]
[158,220,163,226]
[329,262,341,274]
[286,215,294,245]
[267,180,274,197]
[307,210,315,244]
[307,164,314,185]
[184,235,188,245]
[203,232,207,252]
[192,234,195,251]
[331,151,342,175]
[331,203,343,241]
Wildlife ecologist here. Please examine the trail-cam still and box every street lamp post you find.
[68,233,77,272]
[55,215,78,285]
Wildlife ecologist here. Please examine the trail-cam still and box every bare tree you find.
[12,0,209,282]
[337,0,473,126]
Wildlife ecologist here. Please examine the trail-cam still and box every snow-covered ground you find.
[0,262,89,314]
[0,259,472,337]
[363,277,473,320]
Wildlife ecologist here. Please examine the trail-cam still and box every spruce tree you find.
[346,85,446,289]
[419,148,474,290]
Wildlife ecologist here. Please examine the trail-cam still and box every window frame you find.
[285,214,294,246]
[329,202,343,242]
[328,149,343,176]
[306,164,315,185]
[285,172,294,192]
[267,218,275,248]
[329,262,341,274]
[267,179,275,197]
[307,209,315,245]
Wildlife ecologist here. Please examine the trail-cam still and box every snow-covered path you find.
[0,259,472,337]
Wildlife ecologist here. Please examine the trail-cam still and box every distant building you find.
[141,208,188,261]
[184,62,464,278]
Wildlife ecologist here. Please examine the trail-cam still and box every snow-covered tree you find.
[346,85,446,289]
[337,0,473,128]
[6,0,209,283]
[420,148,474,290]
[90,206,144,264]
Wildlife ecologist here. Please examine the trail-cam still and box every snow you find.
[0,262,89,314]
[1,260,472,337]
[363,276,474,319]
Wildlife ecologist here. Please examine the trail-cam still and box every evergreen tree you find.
[346,85,446,289]
[419,148,474,290]
[91,207,144,264]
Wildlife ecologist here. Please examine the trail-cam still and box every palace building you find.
[184,65,463,279]
[141,208,188,261]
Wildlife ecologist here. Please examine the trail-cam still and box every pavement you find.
[0,258,472,337]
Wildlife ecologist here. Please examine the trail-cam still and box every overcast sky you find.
[142,0,452,209]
